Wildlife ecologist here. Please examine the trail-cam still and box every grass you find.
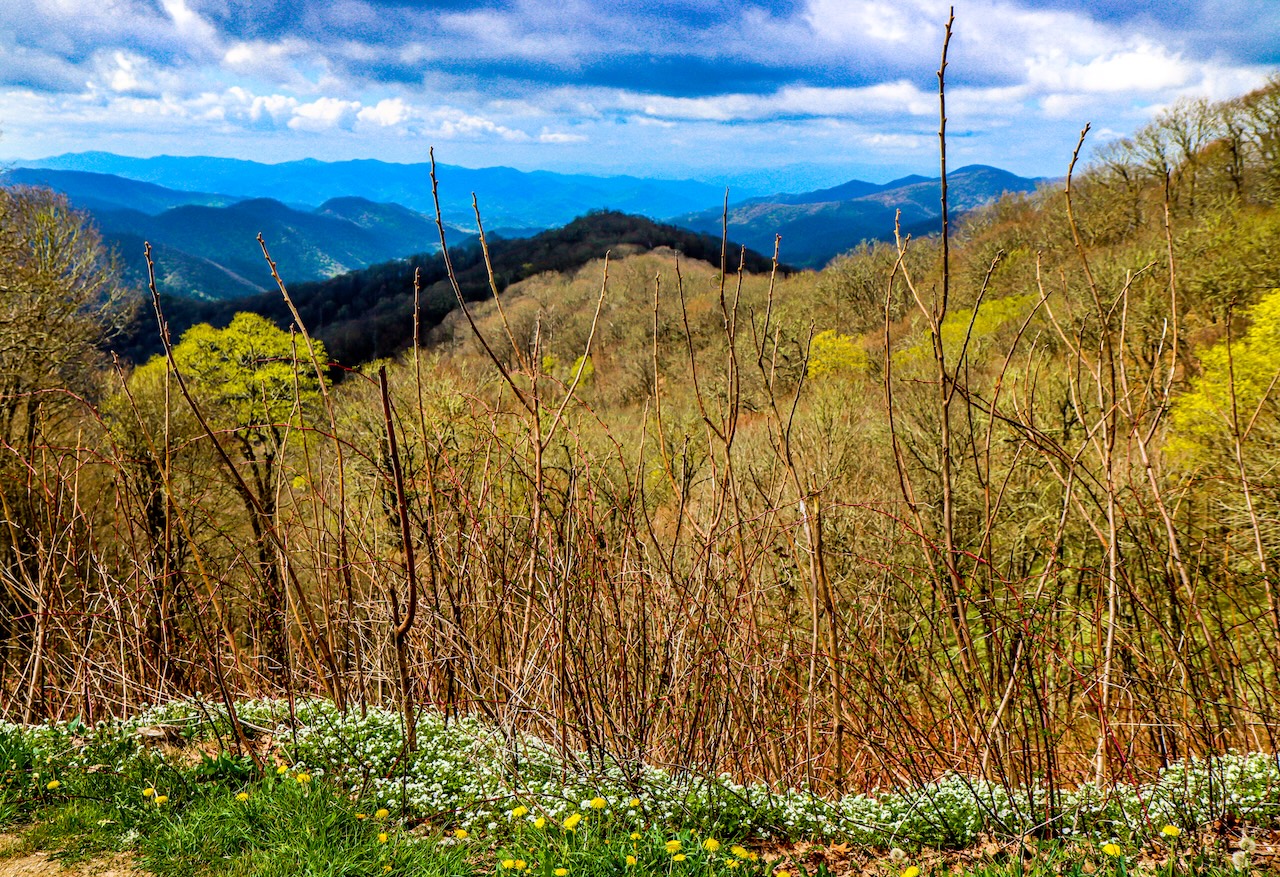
[0,699,1273,876]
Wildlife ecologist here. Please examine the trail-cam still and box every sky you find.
[0,0,1276,190]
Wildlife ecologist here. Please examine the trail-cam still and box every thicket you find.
[4,63,1280,837]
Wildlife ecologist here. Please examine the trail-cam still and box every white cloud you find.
[288,96,361,131]
[357,98,410,127]
[539,130,587,143]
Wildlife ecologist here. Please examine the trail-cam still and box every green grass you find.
[0,701,1271,876]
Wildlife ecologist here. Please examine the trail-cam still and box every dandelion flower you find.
[154,795,169,805]
[378,833,389,844]
[512,805,529,818]
[626,856,637,866]
[357,813,368,821]
[555,869,568,876]
[1101,843,1122,858]
[665,841,682,854]
[276,765,288,775]
[45,780,60,790]
[376,808,390,819]
[731,846,750,860]
[888,849,907,865]
[563,813,583,831]
[901,867,919,877]
[630,833,642,841]
[704,839,721,853]
[674,854,687,862]
[515,861,527,871]
[143,787,156,798]
[235,792,250,802]
[501,860,515,870]
[630,798,641,807]
[748,853,758,862]
[590,797,607,810]
[776,870,792,877]
[1232,850,1248,871]
[1161,825,1181,838]
[534,817,546,830]
[295,772,311,785]
[1241,836,1258,855]
[727,862,740,871]
[383,867,392,874]
[454,828,469,839]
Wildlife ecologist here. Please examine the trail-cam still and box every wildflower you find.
[555,869,568,876]
[666,840,682,854]
[154,795,169,805]
[630,798,641,807]
[515,861,527,871]
[563,812,583,831]
[454,828,469,839]
[888,849,907,865]
[142,787,156,798]
[357,813,368,821]
[276,765,288,775]
[590,797,607,810]
[777,870,792,877]
[295,772,312,785]
[534,817,546,829]
[1102,844,1122,858]
[501,861,515,871]
[378,833,389,844]
[235,792,250,802]
[383,867,392,874]
[630,833,642,841]
[1232,850,1249,871]
[626,856,637,866]
[376,808,390,819]
[1161,825,1181,838]
[901,868,919,877]
[731,846,750,860]
[704,839,721,853]
[727,862,740,870]
[1240,836,1258,855]
[45,780,60,790]
[674,854,687,862]
[512,805,529,818]
[748,853,759,862]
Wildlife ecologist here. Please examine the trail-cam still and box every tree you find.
[130,313,327,678]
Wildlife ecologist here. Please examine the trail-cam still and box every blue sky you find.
[1,0,1276,189]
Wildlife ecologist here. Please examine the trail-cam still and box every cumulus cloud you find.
[357,97,410,127]
[288,96,361,131]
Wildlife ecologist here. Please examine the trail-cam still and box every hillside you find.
[672,164,1044,267]
[115,210,783,367]
[1,167,240,214]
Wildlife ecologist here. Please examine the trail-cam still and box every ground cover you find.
[1,700,1275,876]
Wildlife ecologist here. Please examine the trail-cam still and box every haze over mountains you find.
[3,152,1045,302]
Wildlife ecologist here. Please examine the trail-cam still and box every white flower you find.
[1231,850,1248,871]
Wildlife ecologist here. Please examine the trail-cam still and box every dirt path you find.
[0,836,144,877]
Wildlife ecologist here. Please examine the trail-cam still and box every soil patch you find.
[0,836,145,877]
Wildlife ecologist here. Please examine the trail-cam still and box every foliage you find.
[805,330,868,380]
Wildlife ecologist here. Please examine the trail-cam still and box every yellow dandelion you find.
[45,780,60,790]
[357,813,368,821]
[901,868,920,877]
[776,870,792,877]
[296,772,312,785]
[375,808,390,819]
[704,839,721,853]
[235,792,250,802]
[1102,844,1122,858]
[554,869,568,876]
[143,787,156,797]
[563,812,583,831]
[674,854,687,862]
[665,840,682,854]
[378,832,390,844]
[1161,825,1181,838]
[630,798,641,807]
[515,861,527,871]
[534,817,546,830]
[630,832,642,841]
[748,854,758,862]
[731,846,750,860]
[727,863,740,871]
[154,795,169,805]
[502,860,516,870]
[276,765,288,775]
[383,867,392,874]
[590,797,607,810]
[512,805,529,818]
[454,828,469,839]
[626,856,637,866]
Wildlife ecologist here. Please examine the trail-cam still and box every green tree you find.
[130,313,327,676]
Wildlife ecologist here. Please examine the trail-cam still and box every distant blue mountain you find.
[19,152,728,231]
[2,167,241,214]
[671,164,1046,268]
